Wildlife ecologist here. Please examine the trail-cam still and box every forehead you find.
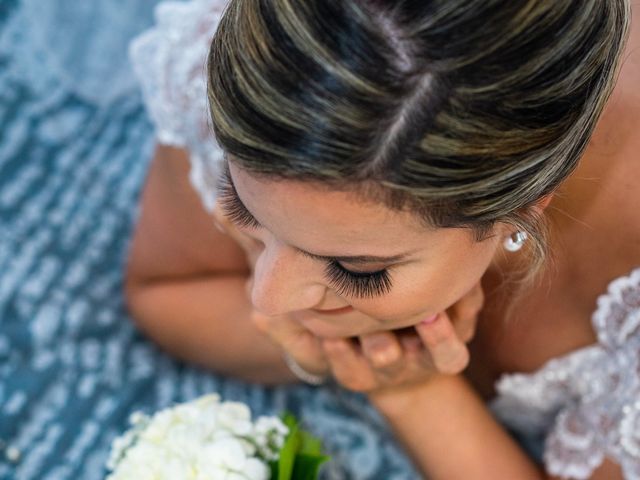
[228,162,437,252]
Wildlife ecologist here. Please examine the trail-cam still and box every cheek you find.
[353,243,496,324]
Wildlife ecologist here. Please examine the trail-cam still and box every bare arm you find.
[369,375,623,480]
[124,144,294,384]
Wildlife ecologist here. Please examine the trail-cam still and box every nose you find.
[250,239,326,316]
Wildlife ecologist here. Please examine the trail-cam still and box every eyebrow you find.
[218,164,415,265]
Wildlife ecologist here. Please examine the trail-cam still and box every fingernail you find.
[421,314,438,325]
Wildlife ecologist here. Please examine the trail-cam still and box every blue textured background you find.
[0,1,419,478]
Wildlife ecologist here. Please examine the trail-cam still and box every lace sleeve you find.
[129,0,228,213]
[544,268,640,480]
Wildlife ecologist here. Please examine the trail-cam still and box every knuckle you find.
[322,338,349,356]
[369,348,402,369]
[360,334,402,367]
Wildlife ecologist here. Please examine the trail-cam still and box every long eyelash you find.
[217,169,261,229]
[324,262,392,299]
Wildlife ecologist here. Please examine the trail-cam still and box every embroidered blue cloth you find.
[0,1,418,478]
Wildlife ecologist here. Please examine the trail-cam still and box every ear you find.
[494,193,555,238]
[530,193,554,215]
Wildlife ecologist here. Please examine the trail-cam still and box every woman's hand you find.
[252,281,483,390]
[213,204,331,377]
[322,282,483,393]
[214,203,482,388]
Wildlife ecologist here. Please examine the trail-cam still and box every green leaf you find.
[298,431,323,456]
[281,412,298,431]
[276,414,300,480]
[291,453,330,480]
[271,412,330,480]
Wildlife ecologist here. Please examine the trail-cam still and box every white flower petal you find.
[107,394,281,479]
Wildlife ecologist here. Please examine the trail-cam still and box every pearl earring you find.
[503,231,528,252]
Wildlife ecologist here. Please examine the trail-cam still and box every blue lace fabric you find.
[0,1,418,478]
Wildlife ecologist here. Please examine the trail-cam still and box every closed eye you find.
[217,164,262,229]
[323,261,393,298]
[217,161,404,298]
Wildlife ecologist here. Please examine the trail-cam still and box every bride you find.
[126,0,639,478]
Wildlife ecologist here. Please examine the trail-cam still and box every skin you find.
[469,8,640,397]
[207,16,639,475]
[125,4,638,477]
[227,162,502,337]
[215,158,629,479]
[217,161,519,387]
[321,13,639,477]
[220,152,630,480]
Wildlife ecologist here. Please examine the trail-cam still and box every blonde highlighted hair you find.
[207,0,630,274]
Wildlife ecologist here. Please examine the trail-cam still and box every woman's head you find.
[208,0,629,255]
[220,160,502,338]
[206,0,630,332]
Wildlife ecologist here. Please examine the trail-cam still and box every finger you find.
[252,311,318,354]
[397,329,424,354]
[395,328,434,370]
[323,338,377,392]
[448,283,484,343]
[252,311,329,374]
[415,313,470,374]
[359,331,404,372]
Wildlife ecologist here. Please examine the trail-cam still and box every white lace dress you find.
[129,1,640,478]
[130,0,227,214]
[491,269,640,479]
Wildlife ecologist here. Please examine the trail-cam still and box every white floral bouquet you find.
[106,394,329,480]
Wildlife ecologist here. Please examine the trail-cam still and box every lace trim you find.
[544,408,605,479]
[492,267,640,479]
[592,268,640,350]
[129,0,228,213]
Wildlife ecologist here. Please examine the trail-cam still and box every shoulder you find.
[544,32,640,318]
